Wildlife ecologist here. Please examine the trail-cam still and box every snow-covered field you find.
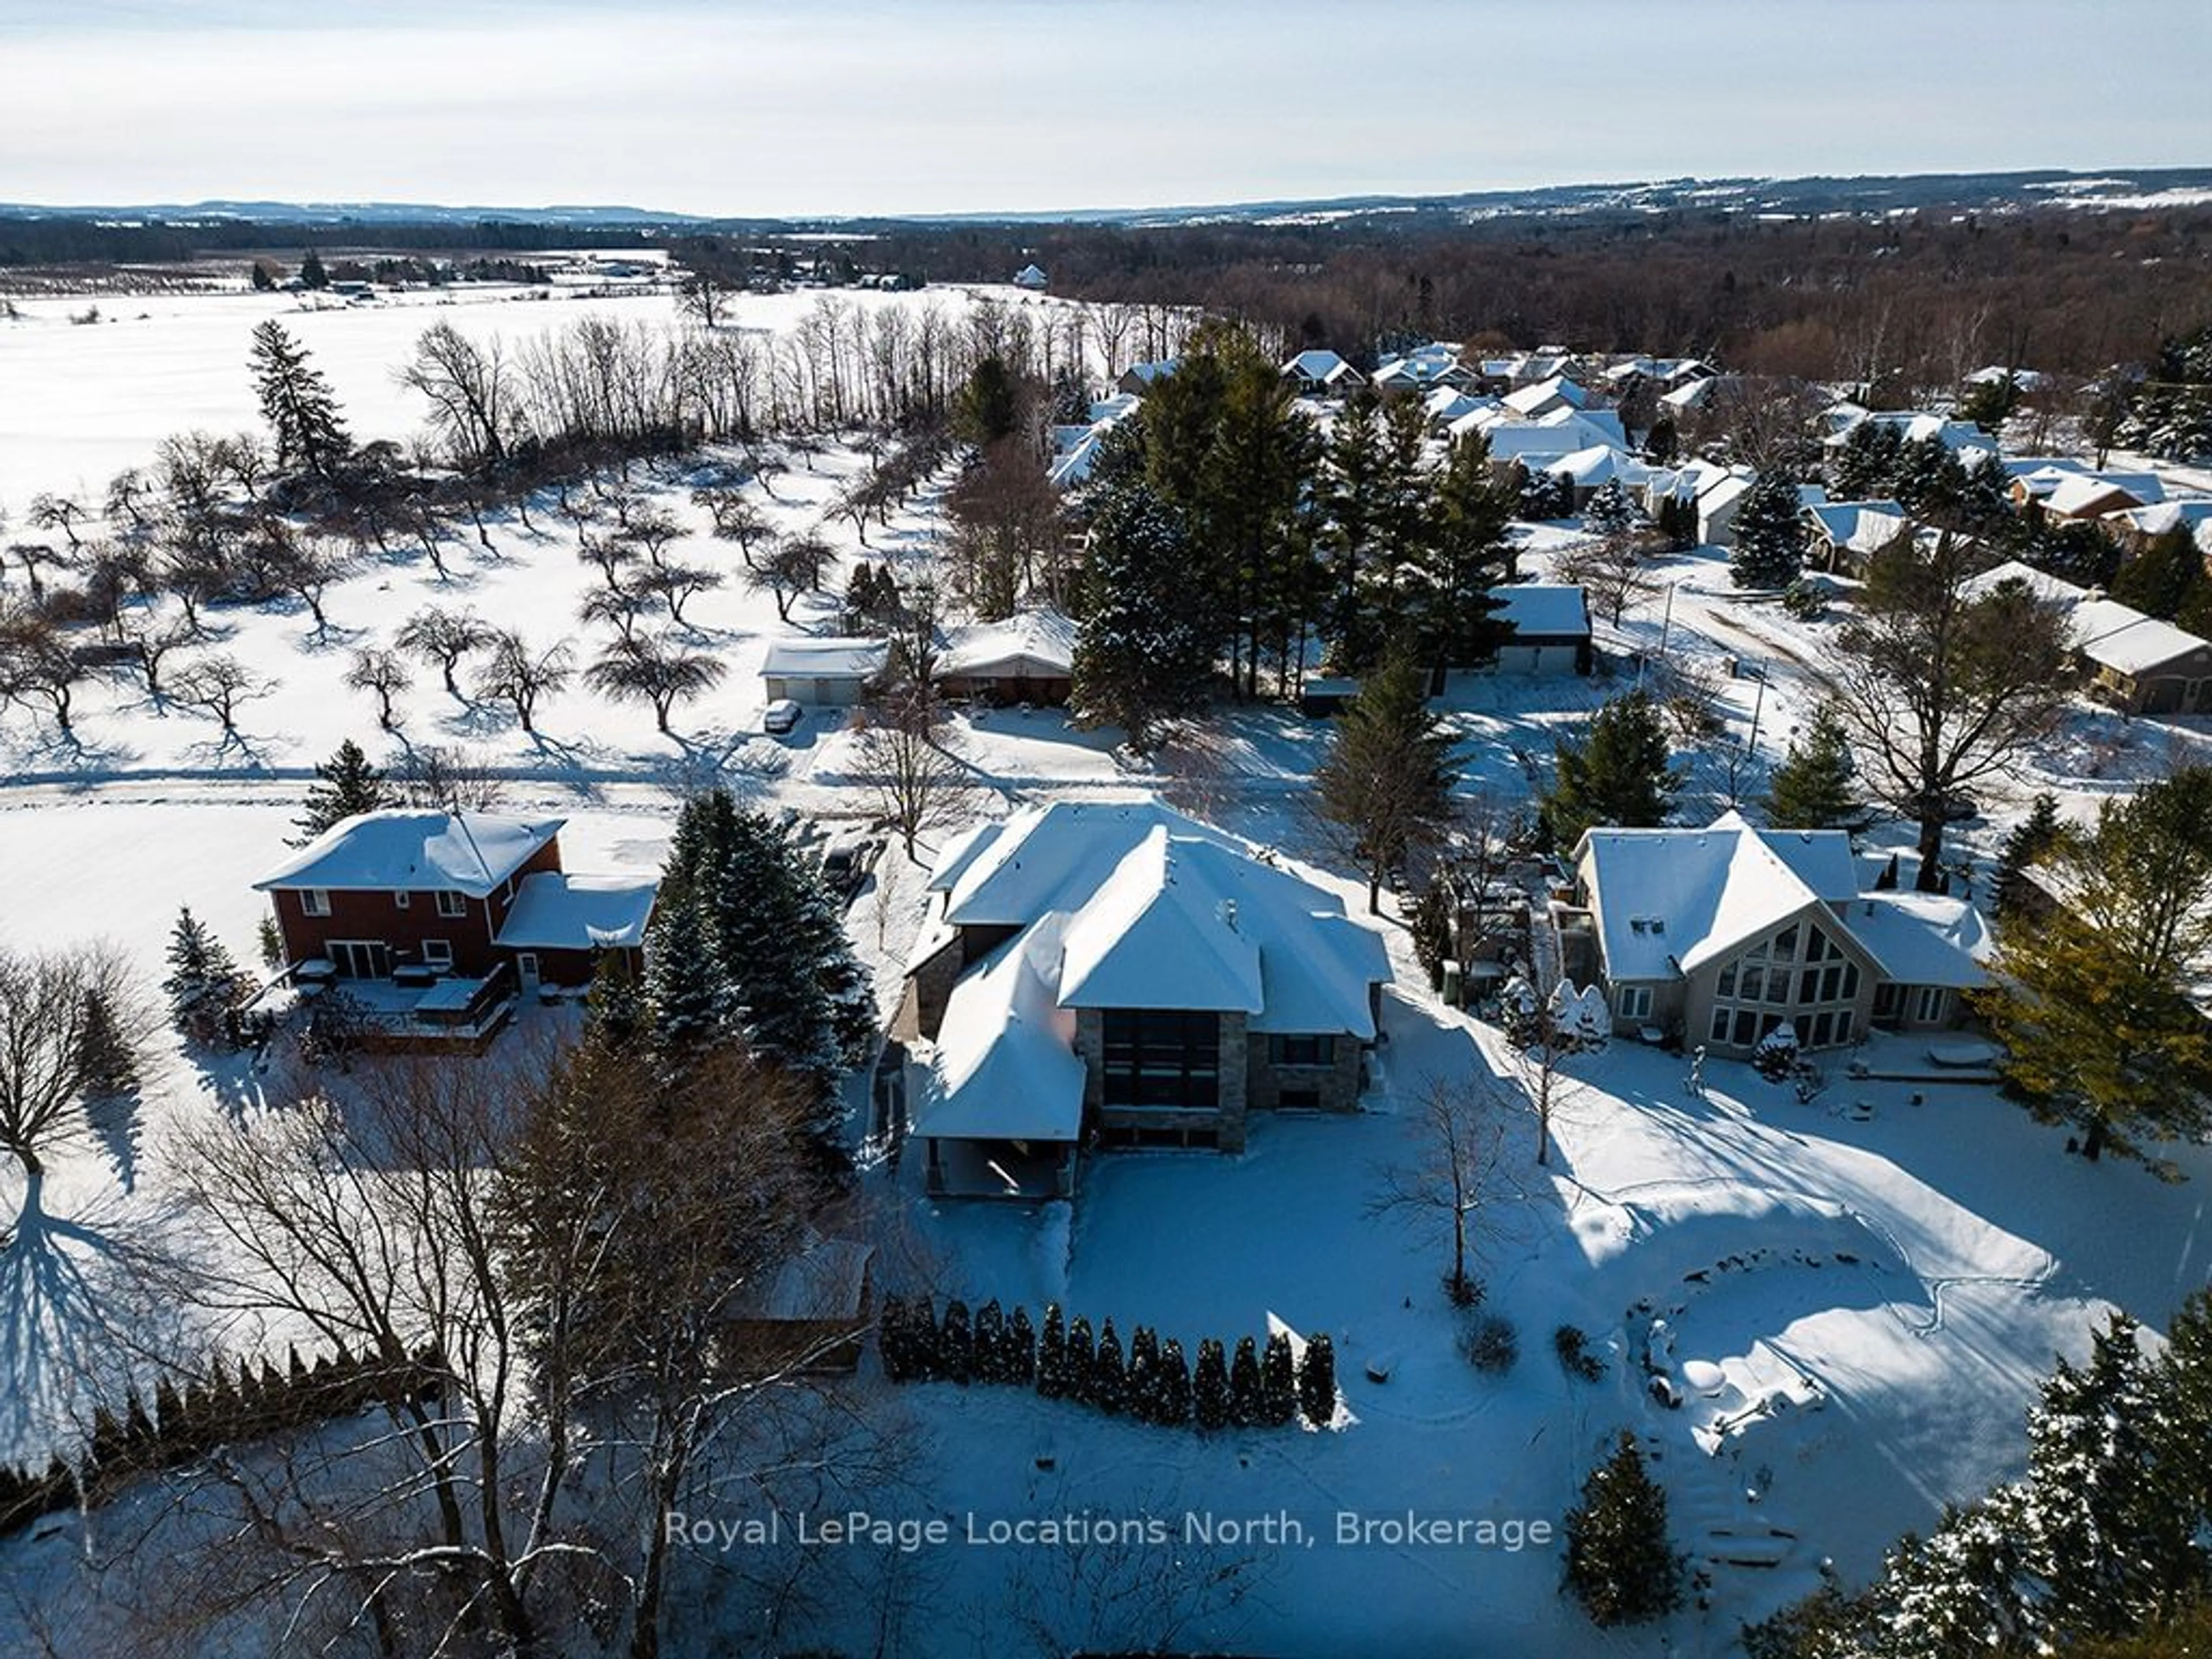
[3,287,2210,1656]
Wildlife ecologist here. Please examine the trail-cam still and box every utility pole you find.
[1638,582,1677,691]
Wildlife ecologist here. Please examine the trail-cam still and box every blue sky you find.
[2,1,2205,215]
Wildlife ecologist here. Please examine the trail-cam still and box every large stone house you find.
[1566,812,1991,1057]
[895,800,1391,1198]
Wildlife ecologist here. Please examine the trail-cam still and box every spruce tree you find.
[1298,1332,1338,1428]
[1761,706,1862,830]
[907,1296,940,1381]
[878,1294,915,1381]
[1157,1339,1194,1426]
[1410,879,1456,990]
[1565,1432,1685,1627]
[643,893,735,1059]
[1584,477,1636,540]
[1006,1305,1037,1387]
[164,906,247,1047]
[249,320,352,480]
[1262,1332,1298,1426]
[1993,793,2063,919]
[1037,1304,1068,1399]
[1830,419,1903,500]
[75,987,139,1097]
[974,1299,1007,1385]
[1411,430,1515,684]
[290,739,390,846]
[1194,1338,1233,1431]
[1066,1316,1096,1404]
[939,1300,974,1385]
[1729,471,1808,589]
[1127,1327,1160,1423]
[1069,479,1208,752]
[1317,646,1461,913]
[1229,1335,1264,1427]
[1543,690,1680,851]
[1092,1320,1127,1415]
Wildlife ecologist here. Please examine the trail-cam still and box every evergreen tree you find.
[1194,1338,1233,1431]
[1410,878,1456,990]
[1006,1305,1037,1387]
[1037,1303,1069,1399]
[1584,477,1637,540]
[1321,387,1389,666]
[164,906,247,1047]
[289,739,390,846]
[906,1296,941,1381]
[1655,491,1696,551]
[1091,1319,1127,1415]
[2112,526,2212,630]
[256,914,284,970]
[939,1299,974,1385]
[1317,647,1461,913]
[1410,431,1515,683]
[1298,1332,1338,1427]
[1993,792,2063,919]
[1565,1432,1685,1627]
[1262,1332,1298,1427]
[582,946,647,1051]
[974,1298,1007,1385]
[1543,690,1680,851]
[77,986,139,1096]
[1127,1326,1160,1423]
[1199,335,1322,700]
[1070,479,1209,751]
[643,892,736,1059]
[249,320,352,480]
[1157,1338,1194,1426]
[1761,706,1862,830]
[1830,419,1904,501]
[1066,1315,1096,1404]
[298,248,329,290]
[1976,767,2212,1165]
[1229,1335,1264,1427]
[1729,470,1808,589]
[878,1294,914,1381]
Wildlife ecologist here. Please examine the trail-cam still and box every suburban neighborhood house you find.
[936,607,1078,706]
[895,800,1391,1198]
[1566,812,1991,1057]
[1963,560,2212,717]
[255,810,658,1020]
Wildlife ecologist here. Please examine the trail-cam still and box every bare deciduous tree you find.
[583,632,728,735]
[395,604,495,699]
[0,944,153,1199]
[857,688,970,858]
[475,631,575,734]
[399,321,516,469]
[344,646,412,730]
[171,653,270,737]
[1368,1075,1514,1303]
[751,533,832,624]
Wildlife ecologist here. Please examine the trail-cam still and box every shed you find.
[1492,585,1593,675]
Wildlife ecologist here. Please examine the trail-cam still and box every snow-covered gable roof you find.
[940,607,1078,677]
[1804,499,1908,553]
[1575,813,1858,982]
[2074,607,2209,676]
[256,810,563,897]
[2043,474,2156,518]
[942,799,1237,926]
[1283,349,1359,387]
[1546,444,1639,487]
[1959,559,2086,608]
[1846,893,1992,989]
[914,918,1086,1142]
[925,820,1006,895]
[495,872,660,951]
[1502,375,1589,416]
[1119,358,1179,387]
[1495,584,1591,639]
[1058,830,1266,1014]
[2112,498,2212,538]
[759,637,888,680]
[1425,389,1493,426]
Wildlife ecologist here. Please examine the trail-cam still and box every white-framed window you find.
[394,890,411,910]
[1616,984,1652,1021]
[437,890,467,918]
[1913,986,1949,1024]
[421,940,453,969]
[301,889,331,917]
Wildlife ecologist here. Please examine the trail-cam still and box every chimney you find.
[1218,899,1238,932]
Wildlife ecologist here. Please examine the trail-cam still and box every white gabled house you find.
[895,800,1391,1198]
[1281,349,1365,395]
[1566,813,1991,1057]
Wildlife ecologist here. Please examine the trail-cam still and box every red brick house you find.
[255,810,657,994]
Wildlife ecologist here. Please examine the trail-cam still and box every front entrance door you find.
[516,952,540,994]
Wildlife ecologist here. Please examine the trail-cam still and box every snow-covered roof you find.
[2075,608,2209,676]
[1804,500,1908,554]
[1575,813,1860,982]
[495,872,660,950]
[1282,349,1358,386]
[256,810,563,897]
[925,819,1006,895]
[759,637,888,680]
[1958,559,2086,608]
[2112,498,2212,537]
[940,607,1078,677]
[1546,444,1641,487]
[940,799,1238,927]
[1502,375,1588,416]
[1424,389,1493,426]
[1845,893,1993,990]
[912,916,1087,1142]
[2043,474,2155,518]
[1494,584,1591,639]
[1119,358,1178,386]
[1058,830,1266,1014]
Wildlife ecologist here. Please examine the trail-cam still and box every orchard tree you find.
[475,631,575,735]
[1729,470,1808,589]
[344,646,413,731]
[1543,689,1680,851]
[1316,648,1460,913]
[583,633,728,736]
[1975,767,2212,1166]
[396,605,495,699]
[1829,535,2072,891]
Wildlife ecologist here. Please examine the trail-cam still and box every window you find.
[1711,1006,1733,1042]
[1102,1011,1220,1110]
[1270,1035,1334,1067]
[436,891,467,918]
[1616,984,1652,1021]
[301,889,331,917]
[421,940,453,969]
[1913,986,1949,1024]
[1706,919,1861,1049]
[1716,964,1737,999]
[1774,924,1799,959]
[394,891,411,910]
[1739,965,1765,1003]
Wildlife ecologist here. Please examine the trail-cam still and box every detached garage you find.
[1492,584,1593,675]
[760,637,888,706]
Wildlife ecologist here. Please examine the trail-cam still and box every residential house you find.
[1567,812,1991,1057]
[1802,499,1911,577]
[2109,498,2212,558]
[1962,560,2212,715]
[1013,263,1048,290]
[897,801,1391,1197]
[1281,350,1365,395]
[1372,346,1475,399]
[760,637,888,705]
[1114,359,1179,397]
[1502,375,1591,420]
[2027,472,2162,524]
[936,608,1077,706]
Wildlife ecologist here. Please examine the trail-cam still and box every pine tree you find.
[1729,470,1808,589]
[1584,477,1636,540]
[939,1299,974,1385]
[1091,1319,1127,1415]
[1993,792,2063,918]
[1037,1304,1068,1399]
[1321,387,1389,665]
[1565,1432,1685,1627]
[1127,1327,1160,1423]
[974,1299,1007,1385]
[1976,767,2212,1165]
[1066,1316,1096,1404]
[249,320,351,480]
[1543,690,1679,851]
[1317,646,1461,913]
[1006,1305,1037,1386]
[1410,430,1515,683]
[1262,1332,1298,1426]
[1830,419,1904,500]
[1194,1338,1233,1431]
[1761,706,1862,830]
[1157,1338,1194,1426]
[1069,479,1209,751]
[1298,1332,1338,1428]
[643,892,735,1059]
[289,739,389,846]
[1229,1335,1264,1427]
[76,987,139,1097]
[164,906,247,1047]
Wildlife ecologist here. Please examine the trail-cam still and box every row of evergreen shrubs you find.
[0,1342,442,1540]
[880,1296,1337,1431]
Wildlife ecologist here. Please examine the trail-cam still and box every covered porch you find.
[921,1135,1080,1200]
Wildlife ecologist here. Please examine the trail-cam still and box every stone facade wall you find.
[1245,1032,1362,1114]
